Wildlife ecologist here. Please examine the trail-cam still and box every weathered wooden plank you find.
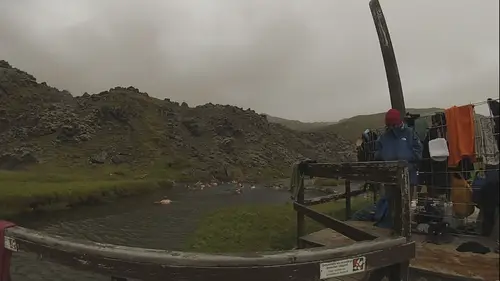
[303,189,366,206]
[294,203,378,242]
[296,175,306,248]
[411,239,499,281]
[302,161,403,184]
[329,272,366,281]
[301,228,354,248]
[300,221,394,249]
[347,221,393,236]
[397,165,411,241]
[410,267,484,281]
[345,180,352,220]
[4,226,414,281]
[301,224,499,281]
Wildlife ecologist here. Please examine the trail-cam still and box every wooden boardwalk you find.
[301,221,500,281]
[324,273,366,281]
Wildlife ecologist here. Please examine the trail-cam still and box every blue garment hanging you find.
[373,197,393,228]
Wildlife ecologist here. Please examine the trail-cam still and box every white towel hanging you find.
[428,138,449,162]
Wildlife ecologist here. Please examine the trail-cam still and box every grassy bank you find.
[0,164,288,218]
[0,169,175,218]
[185,198,371,253]
[0,163,348,218]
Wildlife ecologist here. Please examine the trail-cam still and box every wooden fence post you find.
[0,221,16,281]
[345,180,351,220]
[296,176,305,248]
[397,162,411,241]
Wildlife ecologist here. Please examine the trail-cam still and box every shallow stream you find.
[10,184,344,281]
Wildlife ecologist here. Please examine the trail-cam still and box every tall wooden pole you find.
[369,0,406,119]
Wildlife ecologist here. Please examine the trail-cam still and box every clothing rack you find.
[357,98,500,236]
[406,98,500,119]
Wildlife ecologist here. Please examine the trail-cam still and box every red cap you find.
[385,108,402,126]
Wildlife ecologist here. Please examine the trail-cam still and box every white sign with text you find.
[319,256,366,279]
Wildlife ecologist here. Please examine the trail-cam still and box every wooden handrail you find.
[302,189,366,206]
[3,226,415,281]
[301,161,404,184]
[5,226,407,266]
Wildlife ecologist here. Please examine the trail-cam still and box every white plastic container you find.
[428,138,449,162]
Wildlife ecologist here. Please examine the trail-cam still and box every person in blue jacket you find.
[373,108,423,228]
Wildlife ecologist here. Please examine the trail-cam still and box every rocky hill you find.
[265,115,336,131]
[0,60,355,180]
[321,108,443,141]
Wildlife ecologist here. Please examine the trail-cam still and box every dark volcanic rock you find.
[0,61,356,177]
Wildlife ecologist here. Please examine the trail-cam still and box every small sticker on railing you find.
[319,256,366,279]
[4,236,19,252]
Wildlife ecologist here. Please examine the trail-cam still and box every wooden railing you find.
[292,160,414,281]
[2,222,415,281]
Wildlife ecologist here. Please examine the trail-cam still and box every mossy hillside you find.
[0,61,355,185]
[185,198,371,253]
[319,108,443,141]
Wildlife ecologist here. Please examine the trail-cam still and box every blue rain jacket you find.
[374,125,423,185]
[372,125,423,229]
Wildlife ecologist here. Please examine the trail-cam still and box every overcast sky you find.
[0,0,498,121]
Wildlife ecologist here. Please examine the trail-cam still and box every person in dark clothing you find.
[357,130,379,162]
[371,109,423,228]
[375,109,423,197]
[487,98,499,146]
[404,112,421,129]
[356,129,380,195]
[477,166,499,236]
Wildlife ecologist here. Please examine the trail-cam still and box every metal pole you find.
[369,0,406,119]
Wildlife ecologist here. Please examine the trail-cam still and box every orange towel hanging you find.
[444,105,476,166]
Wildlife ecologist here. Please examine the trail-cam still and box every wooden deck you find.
[323,273,366,281]
[301,221,500,281]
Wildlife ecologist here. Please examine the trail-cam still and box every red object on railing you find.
[0,221,16,281]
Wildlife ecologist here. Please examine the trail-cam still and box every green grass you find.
[185,198,371,253]
[312,178,343,187]
[0,169,175,218]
